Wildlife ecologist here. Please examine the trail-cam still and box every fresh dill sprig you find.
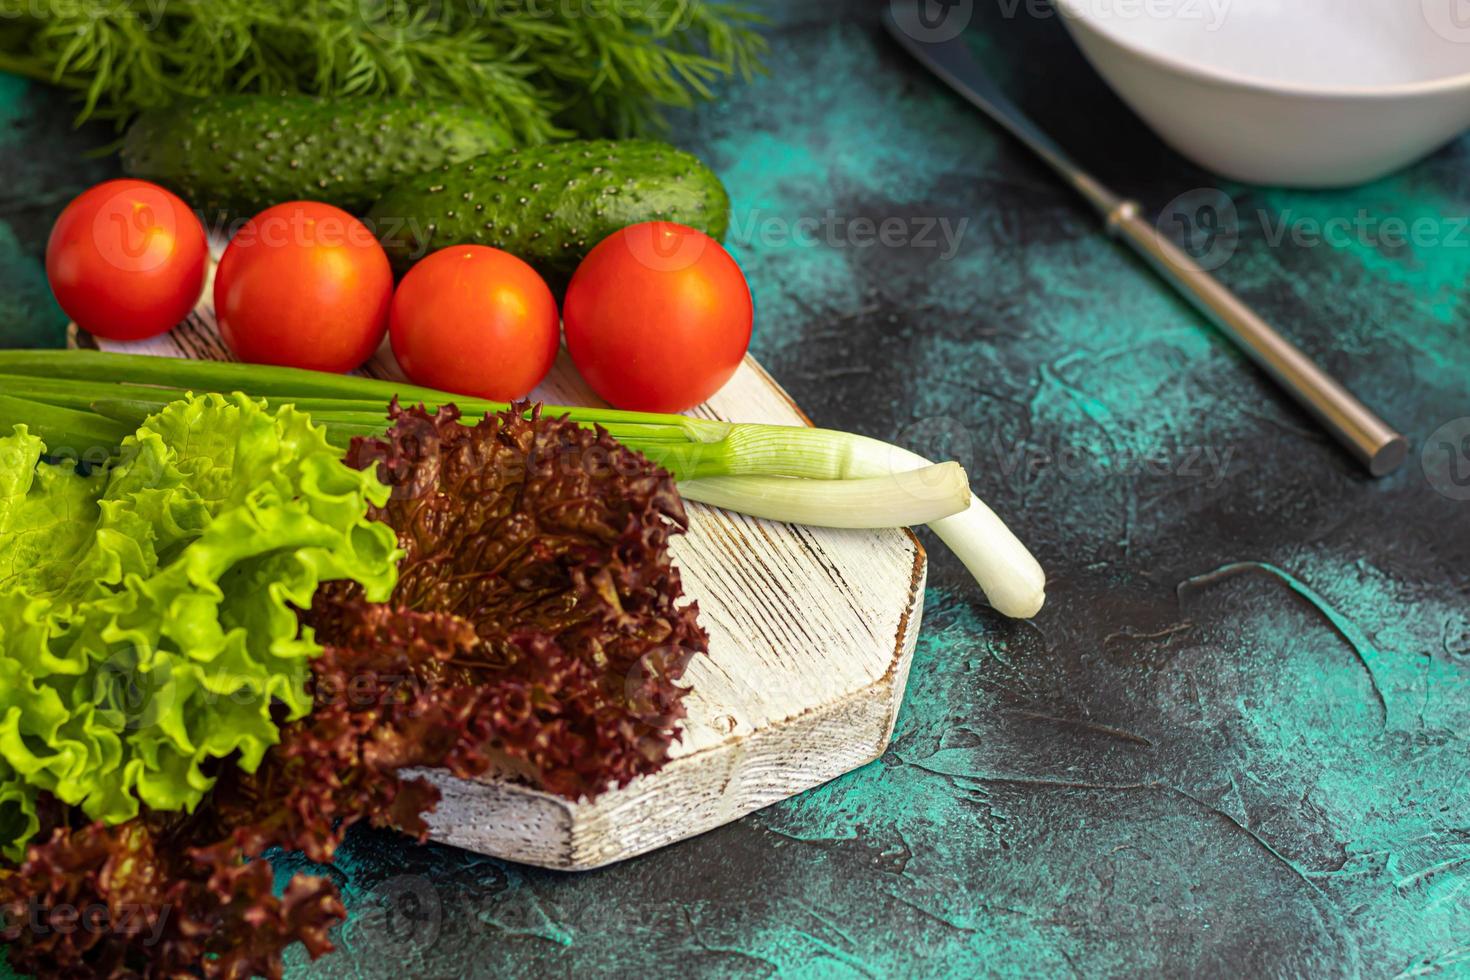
[0,0,768,141]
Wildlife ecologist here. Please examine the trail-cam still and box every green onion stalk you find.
[0,351,1047,618]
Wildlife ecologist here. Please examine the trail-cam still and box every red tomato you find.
[215,202,392,373]
[389,245,560,400]
[46,179,208,341]
[563,222,752,413]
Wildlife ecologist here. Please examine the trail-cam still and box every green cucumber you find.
[366,139,730,286]
[121,96,516,217]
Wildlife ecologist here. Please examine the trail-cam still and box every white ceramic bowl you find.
[1054,0,1470,186]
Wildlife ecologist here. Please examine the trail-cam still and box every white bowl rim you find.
[1052,0,1470,100]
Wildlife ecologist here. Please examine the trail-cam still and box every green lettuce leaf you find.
[0,394,399,859]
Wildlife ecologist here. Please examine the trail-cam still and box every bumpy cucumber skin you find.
[121,96,515,217]
[367,139,731,287]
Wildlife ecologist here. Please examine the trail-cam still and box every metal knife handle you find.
[1106,201,1408,476]
[881,4,1408,477]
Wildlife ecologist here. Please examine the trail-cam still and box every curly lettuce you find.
[0,394,399,858]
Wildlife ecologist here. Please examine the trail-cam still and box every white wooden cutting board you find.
[71,276,926,871]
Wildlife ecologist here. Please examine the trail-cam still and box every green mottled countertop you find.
[2,2,1467,976]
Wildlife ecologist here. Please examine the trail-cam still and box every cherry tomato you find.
[389,245,560,400]
[46,179,208,341]
[563,222,752,413]
[215,202,392,373]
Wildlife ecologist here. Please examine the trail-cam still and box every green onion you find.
[0,394,132,457]
[680,464,971,530]
[0,351,1046,617]
[0,352,708,431]
[685,426,1049,618]
[0,375,193,412]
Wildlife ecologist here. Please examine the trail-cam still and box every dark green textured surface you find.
[2,1,1469,976]
[0,74,114,348]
